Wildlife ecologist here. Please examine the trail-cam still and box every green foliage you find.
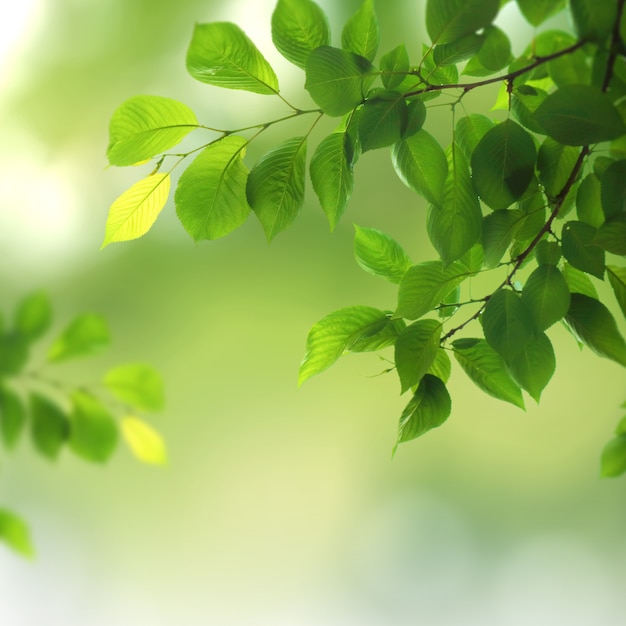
[104,0,626,469]
[0,293,167,558]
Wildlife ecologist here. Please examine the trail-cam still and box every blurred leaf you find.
[305,46,374,116]
[522,264,571,330]
[426,0,499,45]
[102,173,170,248]
[601,435,626,477]
[576,173,604,228]
[395,320,442,393]
[186,22,279,94]
[0,385,25,449]
[507,331,556,402]
[0,333,29,377]
[107,95,198,166]
[175,136,250,242]
[0,509,34,558]
[477,25,511,71]
[570,0,617,42]
[601,160,626,220]
[358,91,408,151]
[380,44,410,89]
[353,225,412,284]
[341,0,379,62]
[562,221,605,279]
[516,0,566,25]
[594,214,626,255]
[271,0,330,69]
[607,265,626,318]
[14,292,52,341]
[247,136,307,241]
[121,416,167,466]
[47,314,110,362]
[69,391,118,464]
[104,363,165,413]
[453,338,525,408]
[30,393,69,460]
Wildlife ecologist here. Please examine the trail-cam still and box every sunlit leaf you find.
[47,314,110,362]
[0,509,34,558]
[426,0,499,45]
[601,435,626,477]
[511,85,548,134]
[121,416,168,466]
[507,331,555,402]
[395,320,442,393]
[380,44,410,89]
[562,262,599,299]
[104,363,165,412]
[522,264,570,330]
[433,33,483,66]
[353,225,412,284]
[69,391,118,464]
[348,316,406,352]
[341,0,379,62]
[455,114,494,159]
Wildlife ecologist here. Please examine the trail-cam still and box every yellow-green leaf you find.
[121,416,168,466]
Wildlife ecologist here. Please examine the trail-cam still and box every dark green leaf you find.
[455,114,494,159]
[481,210,525,268]
[402,99,427,138]
[0,386,25,449]
[69,391,118,463]
[15,291,52,341]
[175,136,250,242]
[477,25,511,71]
[271,0,330,69]
[0,509,34,558]
[516,0,567,26]
[341,0,379,62]
[433,33,483,66]
[353,225,412,284]
[561,220,605,279]
[533,85,626,146]
[104,363,165,413]
[535,240,561,266]
[601,435,626,477]
[47,314,110,362]
[594,156,615,178]
[421,46,460,85]
[30,393,69,460]
[576,173,604,228]
[396,374,451,446]
[380,44,410,90]
[426,0,499,45]
[310,131,354,230]
[522,265,570,330]
[107,96,198,166]
[601,160,626,219]
[483,289,537,362]
[305,46,375,116]
[395,320,442,393]
[562,262,599,299]
[396,260,469,320]
[453,338,525,408]
[547,47,591,87]
[511,85,549,134]
[299,306,388,384]
[358,91,408,151]
[508,331,556,402]
[537,137,579,197]
[565,293,626,366]
[472,120,537,210]
[427,144,482,264]
[607,265,626,318]
[0,333,29,377]
[186,22,279,94]
[594,214,626,254]
[247,136,307,241]
[570,0,617,42]
[391,129,448,205]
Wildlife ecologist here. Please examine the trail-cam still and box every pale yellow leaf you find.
[121,416,168,466]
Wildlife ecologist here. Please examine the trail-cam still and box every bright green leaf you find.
[348,316,406,352]
[403,99,427,139]
[175,136,250,242]
[0,385,25,449]
[107,95,198,166]
[247,136,307,241]
[601,435,626,477]
[14,291,52,341]
[433,33,484,66]
[358,91,407,151]
[30,393,69,460]
[395,320,442,393]
[353,225,412,284]
[562,262,599,299]
[426,0,499,45]
[607,265,626,318]
[186,22,279,94]
[455,114,494,159]
[508,331,556,402]
[121,416,168,466]
[380,44,410,90]
[562,220,605,279]
[104,363,165,413]
[522,264,571,330]
[341,0,379,62]
[429,348,452,382]
[511,85,549,134]
[102,173,170,248]
[0,509,34,558]
[47,314,110,362]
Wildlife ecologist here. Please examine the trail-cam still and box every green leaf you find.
[516,0,567,26]
[452,338,525,408]
[341,0,379,62]
[522,264,571,330]
[106,95,198,166]
[247,136,307,241]
[186,22,279,94]
[358,91,408,151]
[0,333,29,377]
[570,0,617,42]
[547,47,591,88]
[533,85,626,146]
[310,131,354,230]
[305,46,375,116]
[102,173,170,248]
[433,33,484,66]
[271,0,330,69]
[395,320,442,393]
[391,129,448,205]
[69,391,119,464]
[353,225,412,284]
[481,209,525,268]
[472,120,536,210]
[507,331,556,402]
[455,114,494,159]
[396,374,451,446]
[429,348,452,382]
[607,265,626,318]
[426,0,499,45]
[30,393,69,460]
[601,160,626,220]
[482,289,537,363]
[511,85,549,134]
[0,509,34,558]
[594,214,626,255]
[15,291,52,341]
[0,385,25,449]
[427,144,482,264]
[47,313,110,362]
[403,100,427,139]
[537,138,579,198]
[298,306,388,384]
[561,221,605,279]
[594,156,615,178]
[348,316,406,352]
[565,293,626,366]
[601,435,626,477]
[175,136,250,242]
[121,416,168,466]
[104,363,165,413]
[562,262,599,299]
[535,240,561,266]
[380,44,410,90]
[477,25,511,71]
[460,243,485,274]
[396,260,469,320]
[615,415,626,435]
[576,173,604,228]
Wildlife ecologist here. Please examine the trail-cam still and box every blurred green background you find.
[1,1,625,624]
